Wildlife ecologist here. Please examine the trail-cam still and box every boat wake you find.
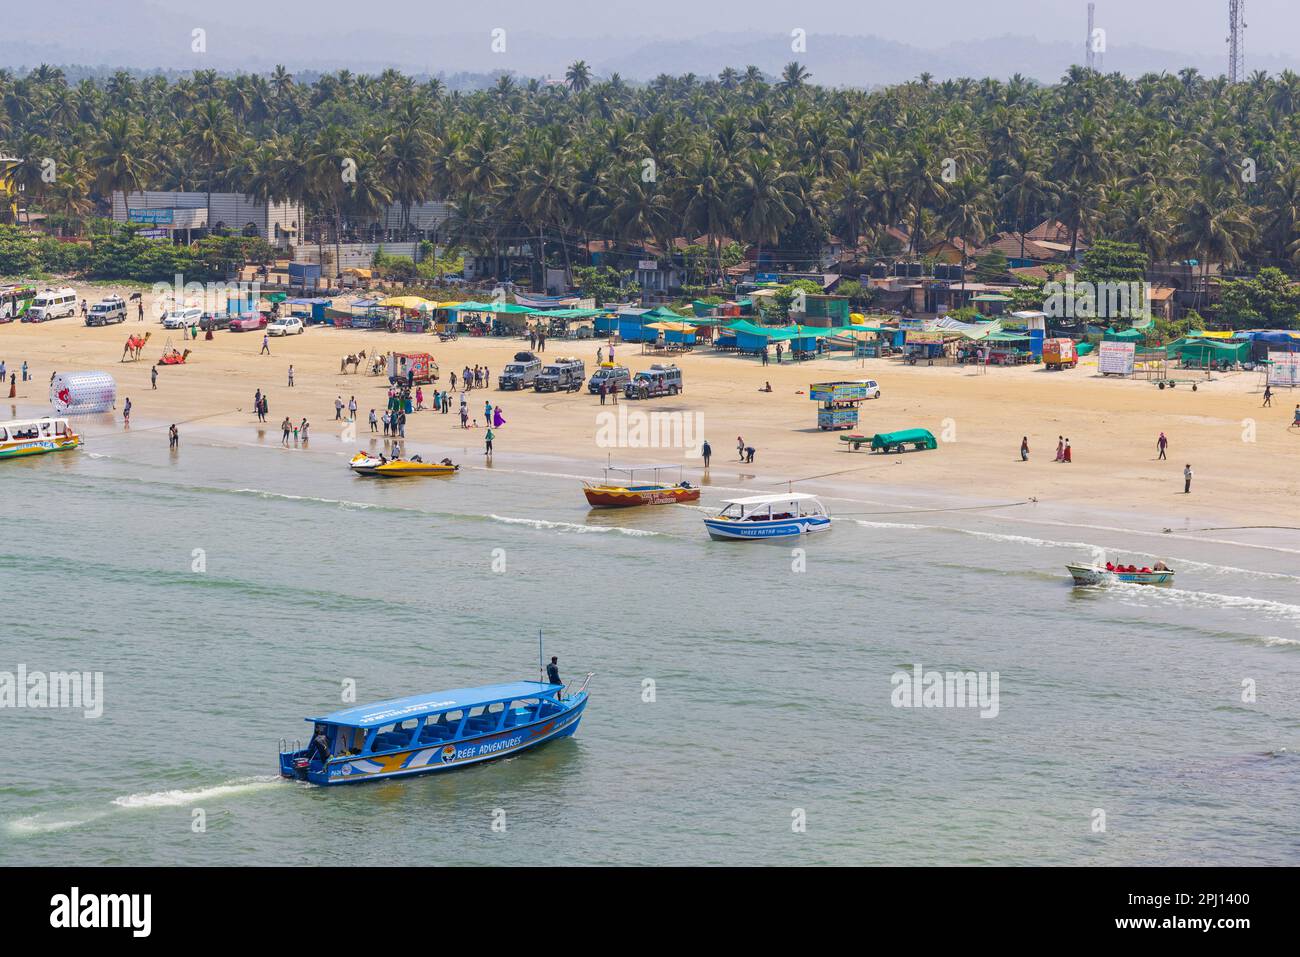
[489,514,659,536]
[5,776,283,838]
[1111,583,1300,625]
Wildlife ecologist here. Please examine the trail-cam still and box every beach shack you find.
[286,297,332,325]
[810,381,875,430]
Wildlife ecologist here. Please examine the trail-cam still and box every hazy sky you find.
[136,0,1294,55]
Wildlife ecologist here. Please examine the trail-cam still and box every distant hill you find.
[3,9,1295,86]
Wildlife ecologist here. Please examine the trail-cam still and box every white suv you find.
[162,307,204,329]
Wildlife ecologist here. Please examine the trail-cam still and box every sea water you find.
[1,420,1297,865]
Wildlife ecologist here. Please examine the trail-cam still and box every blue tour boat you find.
[278,677,592,786]
[703,493,832,540]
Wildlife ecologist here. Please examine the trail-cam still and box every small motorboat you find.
[278,675,593,786]
[349,452,458,477]
[1066,562,1175,586]
[703,493,831,541]
[583,464,700,508]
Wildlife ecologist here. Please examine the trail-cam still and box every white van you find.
[24,287,78,322]
[162,306,204,329]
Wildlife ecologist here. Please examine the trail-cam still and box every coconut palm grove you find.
[3,61,1300,326]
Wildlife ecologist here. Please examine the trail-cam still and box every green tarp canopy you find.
[985,331,1031,342]
[451,301,537,314]
[266,293,288,303]
[644,305,687,320]
[534,308,608,319]
[1104,327,1145,342]
[1166,338,1250,363]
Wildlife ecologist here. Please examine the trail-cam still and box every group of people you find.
[449,365,491,392]
[1,359,29,397]
[252,389,271,422]
[527,329,548,352]
[280,416,311,447]
[735,435,756,463]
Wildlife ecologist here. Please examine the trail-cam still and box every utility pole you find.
[1228,0,1246,84]
[1086,3,1096,71]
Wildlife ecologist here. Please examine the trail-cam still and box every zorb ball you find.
[50,371,117,415]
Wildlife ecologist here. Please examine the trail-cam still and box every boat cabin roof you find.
[721,493,820,507]
[607,463,681,473]
[308,681,558,728]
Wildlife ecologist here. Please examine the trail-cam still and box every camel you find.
[121,331,152,362]
[157,348,192,366]
[340,350,368,374]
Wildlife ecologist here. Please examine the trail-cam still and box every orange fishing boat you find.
[583,464,699,508]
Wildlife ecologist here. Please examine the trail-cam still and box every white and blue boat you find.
[279,677,591,786]
[703,493,832,541]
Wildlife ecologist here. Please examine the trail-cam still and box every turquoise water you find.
[2,419,1298,865]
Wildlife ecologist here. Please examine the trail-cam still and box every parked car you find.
[588,364,631,395]
[534,357,587,393]
[162,306,204,329]
[85,296,127,326]
[267,316,305,336]
[624,364,683,399]
[498,352,543,390]
[200,312,232,331]
[229,313,268,332]
[24,287,78,322]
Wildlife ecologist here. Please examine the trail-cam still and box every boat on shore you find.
[278,677,592,786]
[349,451,458,477]
[1066,562,1175,586]
[0,417,82,460]
[583,463,700,508]
[703,493,831,540]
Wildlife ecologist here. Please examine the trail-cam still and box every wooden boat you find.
[349,452,458,477]
[1066,562,1175,586]
[703,493,831,541]
[583,464,699,508]
[278,677,592,786]
[0,417,81,460]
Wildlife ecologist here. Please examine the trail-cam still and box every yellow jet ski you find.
[349,452,458,477]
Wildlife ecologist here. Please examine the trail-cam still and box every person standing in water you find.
[484,426,495,456]
[168,424,179,449]
[123,397,132,426]
[702,440,712,469]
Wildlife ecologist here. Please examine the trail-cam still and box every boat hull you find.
[289,694,587,786]
[0,436,81,459]
[349,456,457,477]
[583,484,700,508]
[1066,563,1174,586]
[703,515,832,540]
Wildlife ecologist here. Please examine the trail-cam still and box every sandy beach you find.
[3,285,1297,534]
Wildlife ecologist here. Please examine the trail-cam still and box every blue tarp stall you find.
[593,313,619,335]
[287,297,331,324]
[1234,329,1300,362]
[617,310,655,342]
[288,263,321,287]
[228,296,258,315]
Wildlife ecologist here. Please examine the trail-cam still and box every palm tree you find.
[565,61,592,94]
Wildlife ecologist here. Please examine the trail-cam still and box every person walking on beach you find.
[1157,432,1168,460]
[22,360,28,382]
[287,365,294,388]
[761,347,769,366]
[597,346,603,364]
[460,406,469,429]
[702,439,712,469]
[151,366,158,390]
[8,372,15,398]
[334,396,344,421]
[1263,384,1273,407]
[348,396,357,421]
[1054,436,1064,462]
[449,371,457,391]
[485,426,495,456]
[415,386,424,410]
[599,380,607,405]
[260,334,270,355]
[1020,436,1029,461]
[281,417,292,447]
[122,397,131,426]
[381,410,391,436]
[1062,439,1072,463]
[737,436,745,462]
[1184,463,1193,494]
[168,424,179,449]
[137,299,144,322]
[369,408,378,433]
